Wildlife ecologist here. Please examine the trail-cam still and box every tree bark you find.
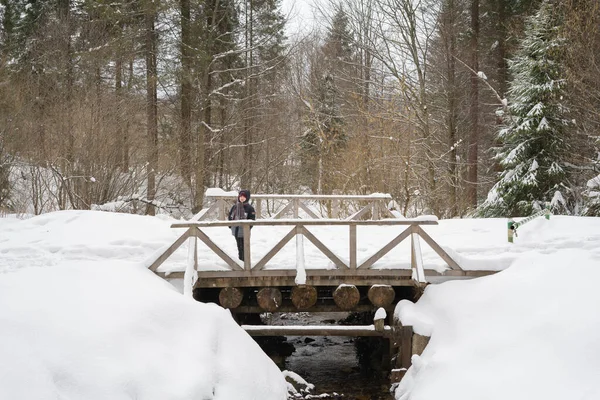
[367,285,396,307]
[145,0,158,216]
[333,284,360,310]
[467,0,480,209]
[257,287,282,312]
[219,287,244,309]
[180,0,192,185]
[444,0,459,216]
[291,285,318,310]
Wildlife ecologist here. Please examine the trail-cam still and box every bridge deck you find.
[160,268,493,287]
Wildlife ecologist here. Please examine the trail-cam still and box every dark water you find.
[258,312,395,400]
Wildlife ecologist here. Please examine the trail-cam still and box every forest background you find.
[1,0,599,218]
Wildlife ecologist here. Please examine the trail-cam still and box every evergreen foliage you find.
[478,0,574,217]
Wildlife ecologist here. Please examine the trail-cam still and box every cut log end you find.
[291,285,317,310]
[219,287,244,309]
[257,287,283,312]
[333,284,360,311]
[367,285,396,308]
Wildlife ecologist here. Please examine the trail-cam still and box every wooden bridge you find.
[149,218,492,312]
[148,193,496,383]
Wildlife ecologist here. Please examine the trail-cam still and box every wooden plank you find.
[272,201,294,219]
[298,201,319,219]
[411,233,426,284]
[255,199,262,219]
[193,227,243,271]
[197,268,413,279]
[301,226,348,269]
[293,199,299,218]
[346,204,372,221]
[159,269,496,285]
[243,225,251,271]
[241,325,392,337]
[194,275,412,288]
[206,194,393,201]
[414,225,462,270]
[148,229,191,272]
[218,199,227,220]
[332,199,339,218]
[253,227,297,270]
[193,236,198,271]
[197,201,221,221]
[234,304,384,314]
[400,326,413,369]
[372,201,380,220]
[349,224,357,270]
[358,225,413,269]
[172,219,439,228]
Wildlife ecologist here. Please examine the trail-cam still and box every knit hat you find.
[238,190,251,202]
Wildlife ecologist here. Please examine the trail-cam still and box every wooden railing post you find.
[243,225,251,271]
[400,325,413,369]
[255,199,262,219]
[296,224,305,281]
[332,199,339,218]
[372,201,380,220]
[349,224,357,270]
[410,225,426,284]
[293,199,299,219]
[184,233,198,297]
[218,199,227,220]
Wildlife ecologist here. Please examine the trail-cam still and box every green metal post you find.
[507,219,516,243]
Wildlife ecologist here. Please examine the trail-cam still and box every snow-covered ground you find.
[2,210,600,276]
[1,210,600,399]
[394,249,600,400]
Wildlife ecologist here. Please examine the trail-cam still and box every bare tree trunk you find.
[58,0,74,166]
[180,0,193,184]
[496,0,508,100]
[145,0,158,216]
[444,0,459,217]
[467,0,480,208]
[241,0,254,189]
[115,44,129,171]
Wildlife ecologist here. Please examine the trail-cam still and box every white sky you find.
[281,0,319,36]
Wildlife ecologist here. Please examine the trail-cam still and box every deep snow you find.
[2,210,600,400]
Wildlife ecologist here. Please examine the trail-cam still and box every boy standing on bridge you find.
[228,190,256,261]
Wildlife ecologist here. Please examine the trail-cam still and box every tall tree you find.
[466,0,479,208]
[479,0,574,217]
[300,8,352,193]
[180,0,193,184]
[145,0,158,215]
[239,0,286,188]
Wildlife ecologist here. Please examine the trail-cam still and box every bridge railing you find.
[198,193,395,221]
[148,219,463,285]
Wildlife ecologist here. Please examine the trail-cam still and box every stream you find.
[256,312,396,400]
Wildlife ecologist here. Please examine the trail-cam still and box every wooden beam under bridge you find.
[241,324,393,337]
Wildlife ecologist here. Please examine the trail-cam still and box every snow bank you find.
[0,261,287,400]
[394,249,600,400]
[3,212,600,277]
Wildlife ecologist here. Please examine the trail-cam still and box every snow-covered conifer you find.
[479,0,574,217]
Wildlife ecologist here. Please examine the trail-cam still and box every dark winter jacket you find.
[228,190,256,238]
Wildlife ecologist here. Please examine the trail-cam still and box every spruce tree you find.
[478,0,574,217]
